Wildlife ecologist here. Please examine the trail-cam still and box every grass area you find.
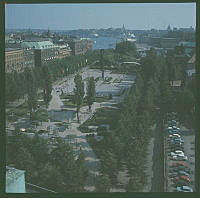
[94,96,110,103]
[79,107,119,133]
[12,106,28,117]
[32,109,49,122]
[113,78,122,83]
[95,77,101,82]
[103,77,112,83]
[60,93,74,100]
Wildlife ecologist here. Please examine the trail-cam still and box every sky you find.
[5,3,196,30]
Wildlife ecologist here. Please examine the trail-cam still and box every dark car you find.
[172,167,191,174]
[173,180,191,188]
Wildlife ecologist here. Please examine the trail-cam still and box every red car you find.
[174,175,192,183]
[171,162,189,168]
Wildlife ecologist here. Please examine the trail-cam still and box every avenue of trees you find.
[90,44,195,192]
[6,52,94,104]
[73,74,84,123]
[73,74,96,121]
[86,77,96,111]
[7,133,88,192]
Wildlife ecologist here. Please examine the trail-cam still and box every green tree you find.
[15,146,36,181]
[41,65,52,108]
[86,77,96,111]
[75,150,88,191]
[24,67,37,118]
[176,89,195,114]
[38,163,64,192]
[115,41,136,55]
[73,74,84,122]
[95,174,111,192]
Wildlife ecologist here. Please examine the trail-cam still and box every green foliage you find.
[73,74,85,122]
[95,174,111,192]
[175,88,195,113]
[40,65,52,108]
[115,41,136,56]
[7,133,88,192]
[24,67,37,118]
[86,77,96,111]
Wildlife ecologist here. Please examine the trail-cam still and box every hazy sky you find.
[5,3,196,30]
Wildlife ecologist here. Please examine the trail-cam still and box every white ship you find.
[121,24,136,42]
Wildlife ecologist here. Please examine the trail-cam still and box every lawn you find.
[79,107,120,133]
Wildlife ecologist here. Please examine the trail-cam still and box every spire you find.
[167,24,171,31]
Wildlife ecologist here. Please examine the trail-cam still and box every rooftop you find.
[178,42,196,48]
[5,48,22,52]
[6,166,25,186]
[188,54,195,64]
[22,40,56,50]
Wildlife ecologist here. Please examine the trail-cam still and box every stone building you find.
[69,39,93,56]
[21,40,58,67]
[56,44,71,59]
[5,48,24,73]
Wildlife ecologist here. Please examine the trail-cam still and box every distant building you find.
[5,43,35,69]
[23,48,35,68]
[185,54,195,78]
[5,48,24,73]
[160,38,178,48]
[6,166,26,193]
[56,44,71,59]
[178,42,195,57]
[69,39,93,56]
[22,40,59,67]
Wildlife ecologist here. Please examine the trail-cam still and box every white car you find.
[20,128,26,132]
[172,155,188,161]
[169,134,181,138]
[173,126,180,130]
[176,186,193,192]
[170,150,185,157]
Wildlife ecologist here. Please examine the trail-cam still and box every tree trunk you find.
[89,105,91,112]
[77,109,80,123]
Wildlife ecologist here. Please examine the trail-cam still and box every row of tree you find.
[93,45,195,191]
[6,51,96,104]
[73,74,96,122]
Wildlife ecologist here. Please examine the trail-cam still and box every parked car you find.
[170,139,184,145]
[173,138,184,143]
[169,134,181,138]
[179,171,190,177]
[172,155,188,161]
[171,162,189,168]
[176,186,193,192]
[169,144,184,152]
[174,175,192,183]
[170,150,185,157]
[173,180,191,187]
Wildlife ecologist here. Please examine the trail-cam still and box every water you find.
[90,36,146,50]
[90,36,122,50]
[49,110,76,122]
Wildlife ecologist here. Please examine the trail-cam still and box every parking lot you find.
[164,112,195,192]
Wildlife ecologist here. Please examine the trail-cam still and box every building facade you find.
[22,40,59,67]
[23,48,35,68]
[56,44,71,59]
[5,48,24,73]
[69,39,93,56]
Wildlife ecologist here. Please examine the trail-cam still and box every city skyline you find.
[6,3,196,30]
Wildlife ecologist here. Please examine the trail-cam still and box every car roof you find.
[181,186,192,190]
[179,170,189,174]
